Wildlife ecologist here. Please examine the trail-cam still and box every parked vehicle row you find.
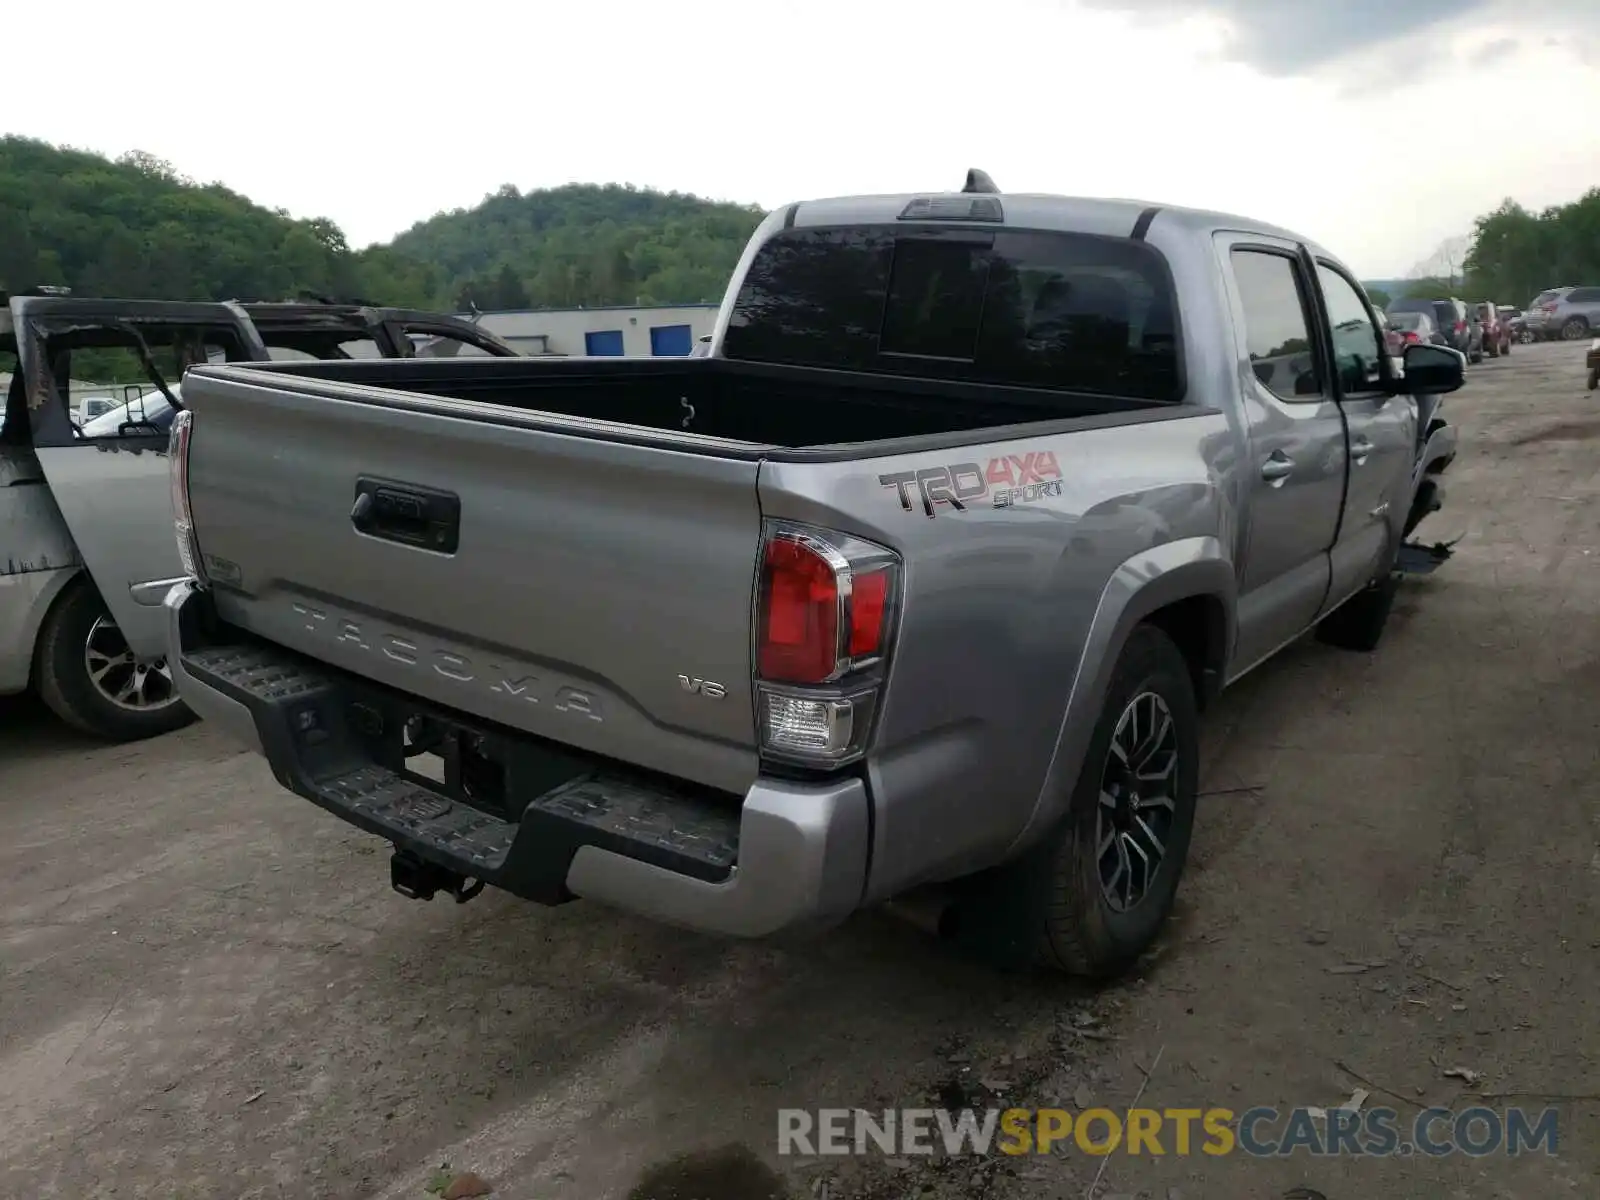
[1383,295,1519,363]
[0,297,519,741]
[1386,296,1482,361]
[162,174,1463,979]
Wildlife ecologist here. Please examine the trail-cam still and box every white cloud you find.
[4,0,1597,278]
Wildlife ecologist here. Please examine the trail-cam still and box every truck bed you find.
[175,354,1208,807]
[218,355,1182,452]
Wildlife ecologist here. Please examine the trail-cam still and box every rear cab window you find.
[722,225,1183,402]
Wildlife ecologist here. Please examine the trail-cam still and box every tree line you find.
[0,137,762,315]
[3,134,1594,320]
[1382,188,1600,307]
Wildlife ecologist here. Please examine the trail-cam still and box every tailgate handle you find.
[351,478,461,554]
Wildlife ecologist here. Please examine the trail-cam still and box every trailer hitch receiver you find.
[390,848,485,903]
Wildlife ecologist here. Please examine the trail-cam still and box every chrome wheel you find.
[1095,691,1179,913]
[85,615,179,712]
[1562,319,1589,341]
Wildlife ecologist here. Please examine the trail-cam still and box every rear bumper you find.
[166,582,869,937]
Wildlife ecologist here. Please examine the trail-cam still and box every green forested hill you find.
[0,136,409,304]
[388,183,765,311]
[8,133,1592,318]
[0,137,764,312]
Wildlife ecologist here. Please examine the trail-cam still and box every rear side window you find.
[1229,249,1321,401]
[1566,288,1600,304]
[723,226,1183,401]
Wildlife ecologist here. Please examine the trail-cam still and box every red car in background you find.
[1475,302,1511,358]
[1388,309,1441,352]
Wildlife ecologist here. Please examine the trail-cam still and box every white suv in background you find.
[1525,286,1600,341]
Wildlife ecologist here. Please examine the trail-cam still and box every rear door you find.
[1562,287,1600,335]
[1308,261,1415,606]
[1216,234,1349,674]
[13,298,266,659]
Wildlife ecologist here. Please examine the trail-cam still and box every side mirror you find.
[1392,343,1465,396]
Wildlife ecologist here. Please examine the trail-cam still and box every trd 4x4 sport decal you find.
[879,451,1064,518]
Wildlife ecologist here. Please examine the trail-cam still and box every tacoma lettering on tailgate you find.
[879,451,1064,518]
[290,601,603,720]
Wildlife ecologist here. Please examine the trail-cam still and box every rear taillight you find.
[754,522,900,767]
[1541,303,1559,313]
[1454,320,1466,333]
[168,409,206,583]
[1403,331,1420,344]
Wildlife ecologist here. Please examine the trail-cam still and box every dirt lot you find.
[4,341,1598,1200]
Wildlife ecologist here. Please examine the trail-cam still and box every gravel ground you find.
[3,341,1597,1200]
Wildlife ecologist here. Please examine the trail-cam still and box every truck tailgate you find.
[184,372,763,794]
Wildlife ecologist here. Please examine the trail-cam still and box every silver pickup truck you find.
[164,177,1462,977]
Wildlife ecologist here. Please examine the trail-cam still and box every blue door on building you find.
[585,329,625,356]
[649,324,693,356]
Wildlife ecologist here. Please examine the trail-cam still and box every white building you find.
[464,304,719,358]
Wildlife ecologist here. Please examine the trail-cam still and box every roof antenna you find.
[962,169,999,194]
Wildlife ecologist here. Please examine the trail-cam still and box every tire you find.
[33,578,195,741]
[1561,317,1590,341]
[1588,367,1598,392]
[1486,342,1499,359]
[957,625,1200,978]
[1315,570,1399,653]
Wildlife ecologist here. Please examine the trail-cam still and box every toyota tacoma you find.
[162,174,1462,976]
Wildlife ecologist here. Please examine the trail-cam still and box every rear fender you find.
[1001,536,1235,859]
[0,565,81,693]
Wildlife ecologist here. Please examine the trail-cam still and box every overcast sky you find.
[10,0,1598,278]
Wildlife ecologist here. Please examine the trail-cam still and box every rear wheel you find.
[959,626,1199,978]
[33,579,195,741]
[1588,367,1598,392]
[1562,317,1590,341]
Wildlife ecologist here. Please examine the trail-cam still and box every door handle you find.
[1351,437,1374,464]
[1260,452,1295,485]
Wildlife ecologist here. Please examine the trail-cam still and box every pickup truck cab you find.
[0,296,518,742]
[164,178,1463,976]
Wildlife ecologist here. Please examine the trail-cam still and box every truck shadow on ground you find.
[329,648,1364,1197]
[0,691,99,760]
[14,580,1535,1200]
[625,1144,793,1200]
